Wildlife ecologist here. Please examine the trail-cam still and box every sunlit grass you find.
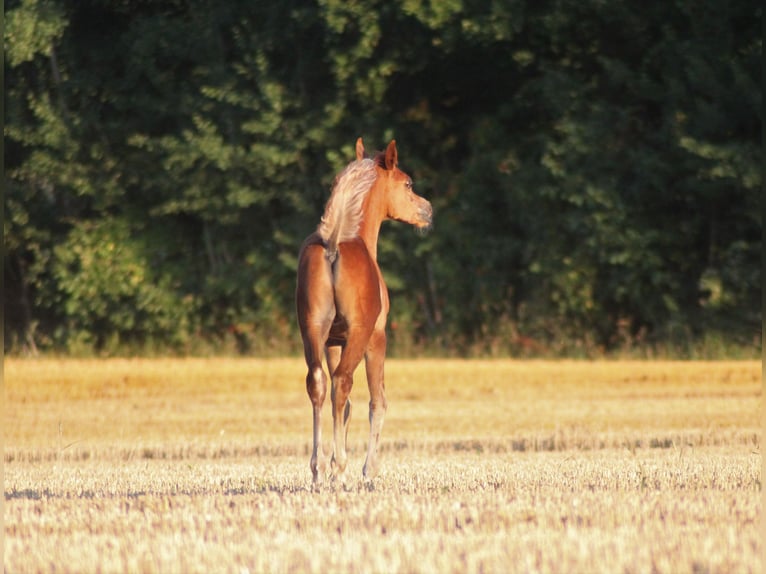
[6,358,759,451]
[4,358,762,573]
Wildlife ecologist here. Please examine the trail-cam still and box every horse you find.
[296,138,433,483]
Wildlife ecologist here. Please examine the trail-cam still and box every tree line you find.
[5,0,761,357]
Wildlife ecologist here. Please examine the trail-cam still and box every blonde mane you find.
[317,158,377,260]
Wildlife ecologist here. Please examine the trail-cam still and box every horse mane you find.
[317,158,377,262]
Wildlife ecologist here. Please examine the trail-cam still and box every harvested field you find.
[4,359,762,573]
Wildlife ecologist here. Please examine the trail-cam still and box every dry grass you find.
[4,359,762,573]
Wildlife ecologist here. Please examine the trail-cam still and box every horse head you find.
[361,138,433,230]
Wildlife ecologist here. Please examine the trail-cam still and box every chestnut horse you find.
[296,138,432,483]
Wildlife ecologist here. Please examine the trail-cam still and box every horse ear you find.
[356,137,365,161]
[385,140,398,170]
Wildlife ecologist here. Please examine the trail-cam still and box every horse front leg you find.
[363,329,388,479]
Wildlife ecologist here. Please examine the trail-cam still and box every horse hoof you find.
[362,460,380,480]
[330,454,347,474]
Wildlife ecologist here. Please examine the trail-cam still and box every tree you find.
[4,0,760,356]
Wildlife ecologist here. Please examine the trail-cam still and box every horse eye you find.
[405,180,413,189]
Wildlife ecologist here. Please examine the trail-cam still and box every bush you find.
[49,218,194,353]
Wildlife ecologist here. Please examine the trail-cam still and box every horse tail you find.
[324,219,343,265]
[317,159,376,264]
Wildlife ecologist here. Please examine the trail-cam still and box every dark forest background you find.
[5,0,761,357]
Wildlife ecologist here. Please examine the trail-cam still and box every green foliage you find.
[48,218,194,353]
[5,0,66,66]
[3,0,760,357]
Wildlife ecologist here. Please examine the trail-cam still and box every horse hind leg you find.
[306,364,328,484]
[326,345,352,474]
[362,329,387,479]
[330,370,354,480]
[329,333,370,480]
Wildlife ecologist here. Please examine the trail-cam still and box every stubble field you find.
[4,358,762,573]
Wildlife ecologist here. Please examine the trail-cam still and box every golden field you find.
[4,358,763,573]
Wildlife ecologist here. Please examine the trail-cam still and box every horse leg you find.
[306,361,328,484]
[362,329,387,479]
[326,345,352,467]
[302,320,333,484]
[297,243,336,484]
[330,331,370,479]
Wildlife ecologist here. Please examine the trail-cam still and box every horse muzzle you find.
[417,202,434,230]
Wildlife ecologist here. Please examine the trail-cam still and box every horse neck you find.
[357,180,387,261]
